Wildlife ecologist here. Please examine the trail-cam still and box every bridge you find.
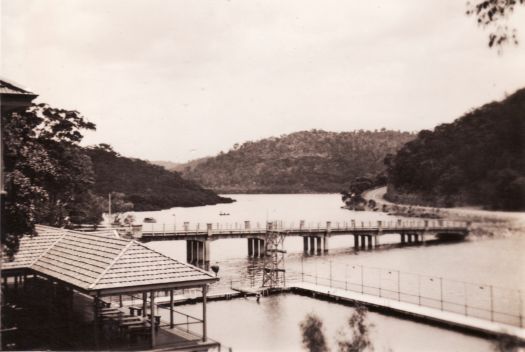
[117,219,469,270]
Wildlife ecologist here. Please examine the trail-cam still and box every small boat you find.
[143,217,157,223]
[219,212,230,216]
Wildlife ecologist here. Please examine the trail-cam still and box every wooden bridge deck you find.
[135,220,469,242]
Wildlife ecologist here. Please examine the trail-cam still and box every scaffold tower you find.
[262,222,287,288]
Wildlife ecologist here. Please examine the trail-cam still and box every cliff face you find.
[177,129,415,193]
[386,88,525,210]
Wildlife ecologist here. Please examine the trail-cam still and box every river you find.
[129,194,524,351]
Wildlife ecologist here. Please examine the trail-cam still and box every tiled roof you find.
[3,225,216,294]
[1,225,65,271]
[0,78,37,96]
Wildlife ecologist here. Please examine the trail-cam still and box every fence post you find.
[518,290,523,328]
[378,268,382,298]
[440,277,444,311]
[418,274,421,306]
[301,256,304,282]
[329,261,332,288]
[464,282,468,316]
[345,265,348,291]
[490,285,494,322]
[397,270,400,301]
[360,265,364,294]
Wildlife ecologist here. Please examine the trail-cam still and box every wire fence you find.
[287,260,524,328]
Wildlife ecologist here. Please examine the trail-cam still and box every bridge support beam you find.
[316,237,322,255]
[253,239,260,257]
[248,238,265,258]
[309,237,315,255]
[248,238,254,256]
[367,235,373,249]
[354,234,359,249]
[323,235,329,254]
[186,240,210,269]
[408,234,413,243]
[401,233,406,244]
[303,237,308,253]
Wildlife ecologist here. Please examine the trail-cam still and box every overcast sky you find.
[2,0,525,162]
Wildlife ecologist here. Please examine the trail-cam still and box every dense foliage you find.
[180,130,414,193]
[86,144,233,211]
[386,88,525,210]
[2,104,97,256]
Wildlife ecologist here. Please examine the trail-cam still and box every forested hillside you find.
[179,130,415,193]
[87,144,233,211]
[386,88,525,210]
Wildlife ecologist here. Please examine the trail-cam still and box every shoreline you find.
[363,187,525,238]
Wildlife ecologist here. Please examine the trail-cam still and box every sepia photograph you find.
[1,1,524,351]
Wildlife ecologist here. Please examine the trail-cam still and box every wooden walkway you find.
[289,282,525,342]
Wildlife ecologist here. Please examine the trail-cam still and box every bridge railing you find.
[289,260,523,328]
[138,219,469,235]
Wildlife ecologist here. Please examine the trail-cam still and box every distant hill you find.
[149,160,182,170]
[86,145,234,211]
[386,88,525,210]
[179,130,415,193]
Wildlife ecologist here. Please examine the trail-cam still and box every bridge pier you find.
[248,238,265,258]
[401,233,406,244]
[324,221,331,254]
[360,235,367,249]
[367,235,373,249]
[316,237,322,255]
[303,237,308,253]
[248,238,254,256]
[354,234,359,249]
[186,240,210,269]
[309,237,315,255]
[323,235,329,254]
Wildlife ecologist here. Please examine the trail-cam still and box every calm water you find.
[170,294,494,352]
[131,194,524,351]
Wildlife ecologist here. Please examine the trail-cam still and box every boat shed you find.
[1,225,220,350]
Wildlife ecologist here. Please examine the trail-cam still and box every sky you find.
[2,0,525,163]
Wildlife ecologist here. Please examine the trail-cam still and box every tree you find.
[466,0,525,48]
[2,103,96,257]
[336,305,373,352]
[299,307,373,352]
[300,314,328,352]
